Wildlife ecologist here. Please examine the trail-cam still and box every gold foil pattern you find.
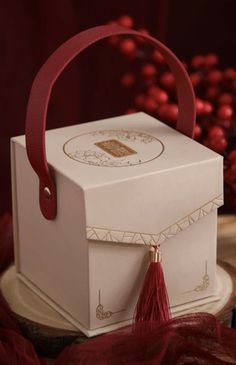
[95,139,137,157]
[87,194,223,245]
[96,290,125,320]
[63,129,164,167]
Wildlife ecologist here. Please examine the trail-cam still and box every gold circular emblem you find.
[63,130,164,167]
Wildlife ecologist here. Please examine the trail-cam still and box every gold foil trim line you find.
[96,290,125,320]
[86,194,223,245]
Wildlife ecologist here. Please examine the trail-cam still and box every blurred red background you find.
[1,0,236,214]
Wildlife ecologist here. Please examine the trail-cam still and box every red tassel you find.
[134,246,171,325]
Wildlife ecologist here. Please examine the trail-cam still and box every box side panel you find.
[14,143,90,328]
[89,240,147,330]
[10,140,20,271]
[164,209,217,306]
[88,211,217,330]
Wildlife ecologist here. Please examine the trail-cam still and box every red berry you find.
[125,108,137,114]
[206,69,223,84]
[141,63,157,77]
[121,73,135,87]
[154,89,169,104]
[205,86,220,100]
[204,53,219,68]
[194,124,202,139]
[157,104,166,118]
[205,137,228,153]
[208,126,224,139]
[203,139,210,148]
[120,39,136,56]
[218,93,233,105]
[217,105,233,120]
[224,169,233,184]
[136,28,149,43]
[152,50,165,64]
[203,101,213,114]
[168,104,178,121]
[191,54,205,69]
[160,72,175,90]
[145,78,156,87]
[223,68,236,80]
[190,73,201,87]
[135,94,145,107]
[159,104,178,121]
[217,119,232,129]
[230,163,236,177]
[148,86,168,104]
[228,150,236,163]
[144,97,157,112]
[118,15,134,28]
[195,98,205,115]
[148,86,159,96]
[214,137,228,153]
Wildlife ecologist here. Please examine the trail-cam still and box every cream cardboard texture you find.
[11,112,223,337]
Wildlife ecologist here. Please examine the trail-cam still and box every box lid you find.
[13,112,223,245]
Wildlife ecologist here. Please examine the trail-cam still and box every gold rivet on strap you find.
[44,187,51,198]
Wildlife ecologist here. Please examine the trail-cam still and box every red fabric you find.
[135,261,171,325]
[56,315,236,365]
[1,212,236,364]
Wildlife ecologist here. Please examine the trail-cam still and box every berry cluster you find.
[108,15,236,211]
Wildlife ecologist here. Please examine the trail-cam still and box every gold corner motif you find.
[87,194,223,246]
[193,261,210,292]
[184,261,210,294]
[96,290,125,320]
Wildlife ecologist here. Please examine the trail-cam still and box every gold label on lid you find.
[95,139,137,157]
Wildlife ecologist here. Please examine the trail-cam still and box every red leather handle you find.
[25,24,196,220]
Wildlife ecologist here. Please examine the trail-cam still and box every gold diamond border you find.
[86,194,223,245]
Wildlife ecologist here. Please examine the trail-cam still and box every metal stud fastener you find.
[44,187,51,198]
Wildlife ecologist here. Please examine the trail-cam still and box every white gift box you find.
[10,25,223,337]
[11,111,223,337]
